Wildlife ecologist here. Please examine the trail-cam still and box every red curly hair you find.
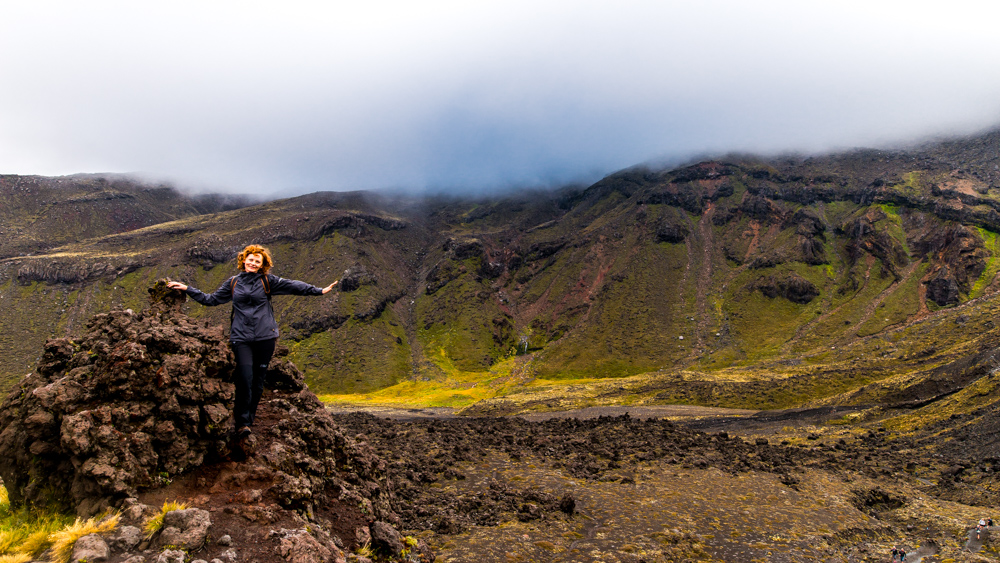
[237,244,273,274]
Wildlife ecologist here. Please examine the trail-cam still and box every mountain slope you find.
[0,174,254,259]
[4,130,1000,412]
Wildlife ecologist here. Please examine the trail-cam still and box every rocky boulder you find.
[0,281,237,515]
[338,266,377,292]
[0,281,398,526]
[0,280,431,561]
[154,508,212,550]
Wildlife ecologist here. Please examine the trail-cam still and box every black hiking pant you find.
[232,338,276,429]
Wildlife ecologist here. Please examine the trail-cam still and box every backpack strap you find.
[229,275,237,329]
[230,274,271,298]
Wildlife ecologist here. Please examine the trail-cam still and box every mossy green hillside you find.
[9,142,1000,412]
[970,227,1000,298]
[289,312,410,394]
[416,259,512,373]
[532,240,693,379]
[855,267,928,337]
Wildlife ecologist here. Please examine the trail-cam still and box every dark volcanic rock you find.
[925,269,961,306]
[0,282,236,515]
[16,258,141,285]
[339,265,378,292]
[839,208,909,276]
[446,237,485,260]
[751,273,820,304]
[655,220,690,244]
[185,235,237,267]
[425,260,465,295]
[915,224,989,305]
[333,413,815,536]
[0,280,401,540]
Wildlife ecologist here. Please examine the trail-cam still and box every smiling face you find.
[236,244,273,274]
[243,253,264,273]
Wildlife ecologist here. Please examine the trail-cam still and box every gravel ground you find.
[324,404,758,421]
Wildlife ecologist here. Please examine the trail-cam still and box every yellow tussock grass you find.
[47,514,120,563]
[143,501,188,539]
[17,529,53,558]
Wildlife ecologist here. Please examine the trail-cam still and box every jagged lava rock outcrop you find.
[0,281,424,561]
[0,282,237,514]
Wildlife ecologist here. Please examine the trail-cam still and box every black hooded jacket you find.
[185,272,324,342]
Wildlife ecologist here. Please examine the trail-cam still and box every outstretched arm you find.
[269,275,339,296]
[168,278,234,306]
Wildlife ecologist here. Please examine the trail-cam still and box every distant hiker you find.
[167,244,337,439]
[899,549,906,562]
[890,546,899,561]
[990,517,995,527]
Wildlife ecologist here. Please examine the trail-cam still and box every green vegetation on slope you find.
[7,140,1000,412]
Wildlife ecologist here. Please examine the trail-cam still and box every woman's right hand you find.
[166,281,188,291]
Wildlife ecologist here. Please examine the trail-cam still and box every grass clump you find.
[0,486,75,561]
[47,513,120,563]
[143,500,188,538]
[356,540,374,558]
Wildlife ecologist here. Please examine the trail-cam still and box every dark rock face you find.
[786,208,826,237]
[915,224,989,306]
[739,193,785,224]
[839,208,910,277]
[184,235,237,266]
[313,212,408,240]
[425,261,465,295]
[640,185,705,214]
[339,265,378,292]
[655,220,690,244]
[445,237,485,260]
[799,236,827,265]
[926,270,961,306]
[16,259,141,285]
[786,208,828,265]
[751,273,820,304]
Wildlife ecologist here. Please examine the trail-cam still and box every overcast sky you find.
[2,1,1000,196]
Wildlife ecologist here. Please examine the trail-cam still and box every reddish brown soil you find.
[128,394,369,563]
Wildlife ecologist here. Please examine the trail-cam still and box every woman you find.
[167,244,337,439]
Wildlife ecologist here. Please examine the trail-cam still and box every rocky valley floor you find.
[331,407,1000,563]
[3,283,998,563]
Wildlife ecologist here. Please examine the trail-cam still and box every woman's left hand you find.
[322,280,339,294]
